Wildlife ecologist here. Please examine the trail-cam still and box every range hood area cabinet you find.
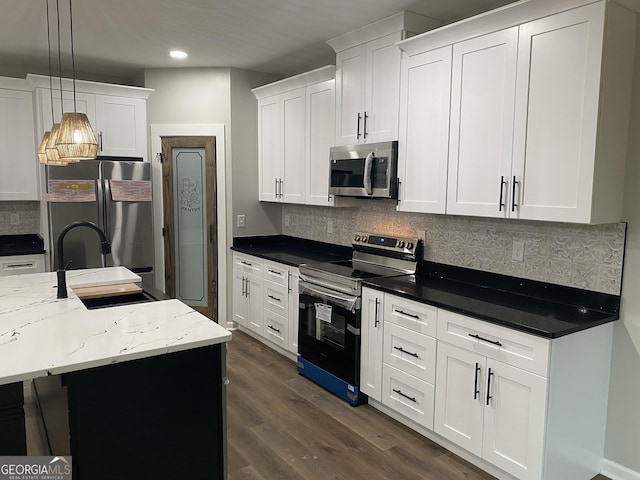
[397,0,636,224]
[327,12,441,147]
[0,77,39,201]
[28,74,152,160]
[253,66,336,206]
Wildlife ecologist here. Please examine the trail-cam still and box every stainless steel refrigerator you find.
[47,159,154,287]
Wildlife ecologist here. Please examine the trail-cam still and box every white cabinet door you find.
[447,27,518,218]
[0,89,38,201]
[280,88,306,204]
[434,342,485,456]
[95,95,147,158]
[335,44,367,146]
[364,32,403,143]
[264,310,289,350]
[258,95,281,201]
[306,80,335,206]
[511,3,605,223]
[288,268,300,354]
[397,45,451,214]
[245,273,264,336]
[483,359,548,480]
[360,288,384,402]
[232,270,249,327]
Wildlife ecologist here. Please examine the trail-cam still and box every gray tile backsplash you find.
[282,200,626,295]
[0,201,40,235]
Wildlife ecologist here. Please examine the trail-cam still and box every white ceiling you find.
[0,0,517,85]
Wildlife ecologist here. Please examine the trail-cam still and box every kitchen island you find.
[0,267,231,480]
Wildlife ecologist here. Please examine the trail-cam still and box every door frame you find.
[150,124,227,326]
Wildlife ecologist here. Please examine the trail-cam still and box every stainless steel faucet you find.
[56,221,111,299]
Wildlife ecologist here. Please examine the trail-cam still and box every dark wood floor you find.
[226,330,611,480]
[227,330,495,480]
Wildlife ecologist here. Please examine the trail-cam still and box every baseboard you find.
[602,459,640,480]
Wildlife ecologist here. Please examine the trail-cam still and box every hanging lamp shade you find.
[38,131,51,164]
[56,112,98,161]
[45,123,69,166]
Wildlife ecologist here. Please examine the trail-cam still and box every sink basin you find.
[80,291,157,310]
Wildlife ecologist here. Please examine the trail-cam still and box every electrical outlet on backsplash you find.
[0,201,40,235]
[282,201,626,295]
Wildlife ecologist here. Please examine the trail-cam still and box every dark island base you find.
[64,344,225,480]
[0,382,26,455]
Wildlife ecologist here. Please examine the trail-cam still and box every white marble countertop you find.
[0,267,232,386]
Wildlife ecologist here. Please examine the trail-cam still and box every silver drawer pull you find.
[393,388,417,403]
[267,294,281,302]
[268,269,282,276]
[240,261,253,266]
[393,346,419,358]
[5,263,35,269]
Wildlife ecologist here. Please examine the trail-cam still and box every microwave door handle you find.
[364,151,374,195]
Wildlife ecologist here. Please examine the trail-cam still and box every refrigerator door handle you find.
[96,178,107,238]
[102,178,112,240]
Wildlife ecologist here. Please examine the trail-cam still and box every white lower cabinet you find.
[232,252,299,356]
[362,288,613,480]
[360,288,384,401]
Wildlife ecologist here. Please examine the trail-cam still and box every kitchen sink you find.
[80,291,156,310]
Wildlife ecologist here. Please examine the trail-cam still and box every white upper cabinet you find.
[511,2,634,223]
[397,45,452,214]
[95,95,147,158]
[327,12,442,146]
[0,79,39,200]
[397,0,636,224]
[446,27,518,218]
[306,79,335,206]
[253,66,336,205]
[28,74,152,161]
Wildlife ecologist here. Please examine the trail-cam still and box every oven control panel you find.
[353,232,419,255]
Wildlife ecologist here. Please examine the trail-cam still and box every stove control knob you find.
[361,236,368,243]
[397,240,405,248]
[354,235,360,242]
[406,242,414,250]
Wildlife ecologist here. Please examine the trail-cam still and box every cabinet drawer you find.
[0,254,45,276]
[263,260,289,287]
[382,364,434,430]
[263,280,289,316]
[264,310,288,349]
[437,309,550,376]
[383,322,436,384]
[233,253,262,275]
[384,294,437,337]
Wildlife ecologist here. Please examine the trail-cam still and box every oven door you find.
[297,281,361,385]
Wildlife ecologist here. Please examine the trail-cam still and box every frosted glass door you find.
[173,147,208,307]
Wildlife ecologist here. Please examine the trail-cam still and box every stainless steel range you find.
[297,232,421,406]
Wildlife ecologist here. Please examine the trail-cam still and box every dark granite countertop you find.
[364,263,620,339]
[231,235,351,267]
[0,234,45,256]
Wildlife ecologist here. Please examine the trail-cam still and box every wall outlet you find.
[327,219,333,234]
[284,214,290,227]
[512,239,525,262]
[237,214,246,228]
[9,213,20,226]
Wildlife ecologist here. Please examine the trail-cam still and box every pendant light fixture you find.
[56,0,98,161]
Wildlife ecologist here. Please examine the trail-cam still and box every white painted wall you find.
[603,26,640,478]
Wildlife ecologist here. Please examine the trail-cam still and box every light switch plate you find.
[237,214,246,228]
[284,215,290,227]
[9,213,20,226]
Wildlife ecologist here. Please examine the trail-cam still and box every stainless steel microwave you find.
[328,141,398,199]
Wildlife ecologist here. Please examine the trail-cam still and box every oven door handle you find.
[299,280,360,312]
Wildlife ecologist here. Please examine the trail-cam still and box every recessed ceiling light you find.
[169,50,188,60]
